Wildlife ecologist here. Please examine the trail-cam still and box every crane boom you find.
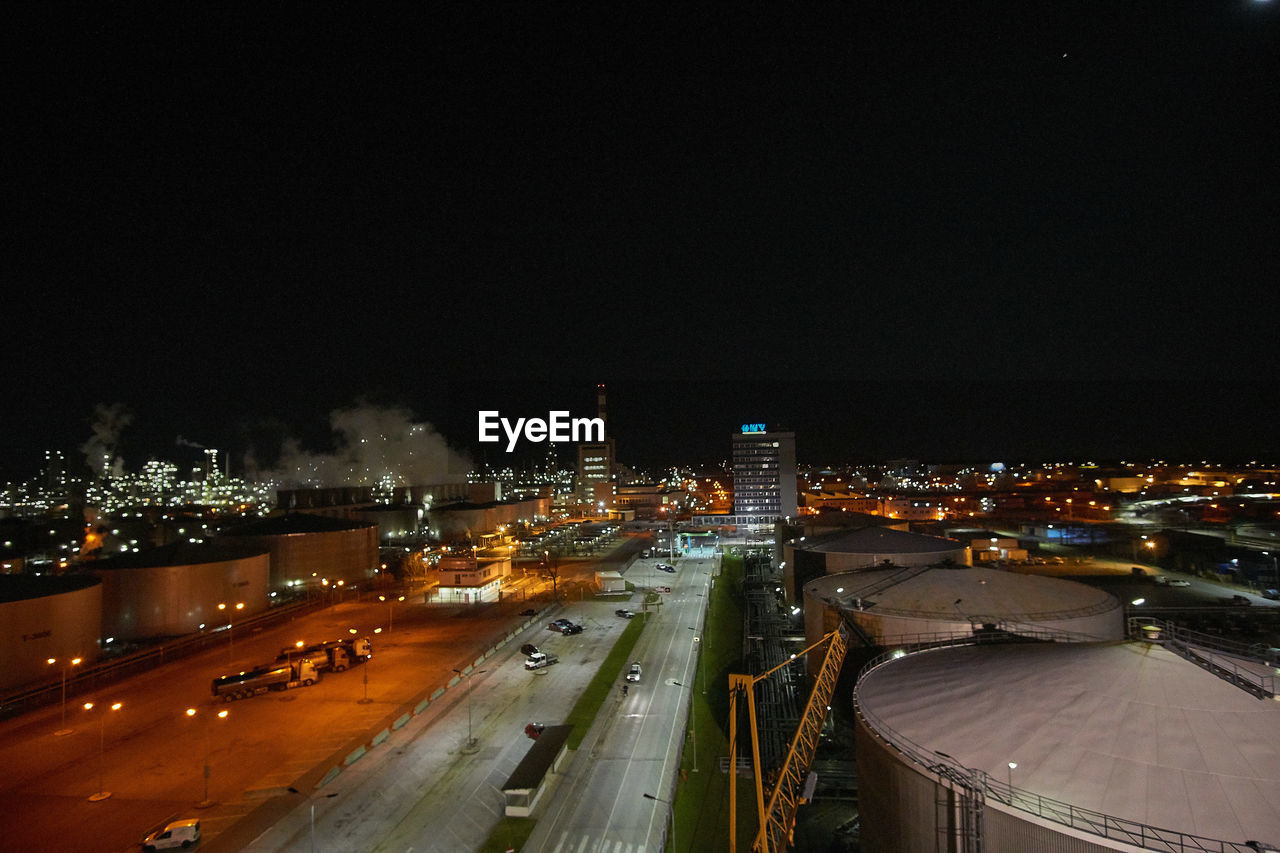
[728,623,851,851]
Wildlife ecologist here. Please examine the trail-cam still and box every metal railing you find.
[853,639,1266,853]
[1127,617,1277,699]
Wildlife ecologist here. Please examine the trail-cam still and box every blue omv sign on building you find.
[741,423,767,434]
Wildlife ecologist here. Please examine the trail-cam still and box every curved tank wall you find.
[217,515,379,591]
[92,544,271,640]
[0,575,103,692]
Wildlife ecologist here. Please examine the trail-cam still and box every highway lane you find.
[527,554,715,853]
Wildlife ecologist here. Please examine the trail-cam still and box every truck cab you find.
[525,652,558,670]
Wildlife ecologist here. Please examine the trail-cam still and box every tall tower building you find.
[577,383,616,513]
[731,425,798,521]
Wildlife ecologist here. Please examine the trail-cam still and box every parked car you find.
[549,619,571,631]
[654,585,671,593]
[519,608,538,616]
[1263,589,1280,600]
[656,563,676,573]
[1153,575,1170,585]
[561,623,583,635]
[520,643,540,657]
[1168,579,1191,588]
[615,609,635,619]
[525,722,545,740]
[141,818,201,850]
[626,661,642,683]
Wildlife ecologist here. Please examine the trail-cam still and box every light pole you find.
[379,595,405,632]
[47,656,82,735]
[643,792,676,852]
[186,707,228,807]
[358,627,382,704]
[452,668,485,752]
[218,601,244,663]
[1007,761,1017,791]
[85,700,122,801]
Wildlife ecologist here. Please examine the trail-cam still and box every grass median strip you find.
[478,610,651,851]
[563,610,649,750]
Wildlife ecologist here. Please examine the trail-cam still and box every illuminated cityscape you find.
[6,2,1280,851]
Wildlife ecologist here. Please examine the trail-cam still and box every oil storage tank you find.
[803,565,1124,654]
[90,541,270,641]
[783,526,970,603]
[217,514,378,592]
[854,641,1280,852]
[0,574,102,691]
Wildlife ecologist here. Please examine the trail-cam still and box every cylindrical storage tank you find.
[350,505,424,541]
[854,642,1280,852]
[803,566,1124,660]
[91,542,271,640]
[0,575,103,691]
[783,526,971,604]
[217,514,378,592]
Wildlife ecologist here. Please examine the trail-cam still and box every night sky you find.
[6,4,1279,482]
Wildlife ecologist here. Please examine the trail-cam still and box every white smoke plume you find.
[255,402,471,490]
[81,402,134,478]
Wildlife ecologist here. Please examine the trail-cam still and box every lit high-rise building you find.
[732,425,797,521]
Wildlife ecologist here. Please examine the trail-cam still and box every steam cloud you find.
[252,402,471,490]
[81,402,134,478]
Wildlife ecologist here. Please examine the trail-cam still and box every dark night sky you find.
[4,4,1279,482]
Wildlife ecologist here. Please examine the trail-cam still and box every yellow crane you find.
[728,623,850,851]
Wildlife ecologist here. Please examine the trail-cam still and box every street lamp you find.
[452,668,485,753]
[358,627,382,704]
[1007,761,1017,790]
[85,701,122,801]
[218,602,244,663]
[186,707,228,807]
[643,792,676,852]
[378,595,405,632]
[47,656,82,735]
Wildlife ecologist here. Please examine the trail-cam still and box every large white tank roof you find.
[807,566,1117,621]
[857,642,1280,845]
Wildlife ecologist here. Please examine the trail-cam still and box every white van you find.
[141,818,200,850]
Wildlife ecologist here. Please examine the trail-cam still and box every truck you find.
[211,658,320,702]
[276,636,372,673]
[524,652,559,670]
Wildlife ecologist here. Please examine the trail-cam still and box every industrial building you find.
[732,425,798,522]
[854,641,1280,851]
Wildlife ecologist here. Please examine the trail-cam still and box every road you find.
[240,552,716,853]
[526,553,716,853]
[239,597,637,853]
